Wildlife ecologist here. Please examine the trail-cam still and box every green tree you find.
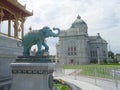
[113,58,118,64]
[108,51,114,59]
[103,59,107,64]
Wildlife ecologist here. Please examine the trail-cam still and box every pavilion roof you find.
[0,0,33,21]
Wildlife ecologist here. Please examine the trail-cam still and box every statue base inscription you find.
[10,57,54,90]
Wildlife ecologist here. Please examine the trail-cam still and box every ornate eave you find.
[8,0,33,16]
[0,0,33,21]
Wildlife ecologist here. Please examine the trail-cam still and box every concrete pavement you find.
[64,69,120,90]
[55,76,104,90]
[54,69,105,90]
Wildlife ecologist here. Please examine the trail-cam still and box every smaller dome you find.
[71,15,87,28]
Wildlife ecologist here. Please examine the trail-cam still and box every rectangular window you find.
[68,46,77,56]
[71,52,73,55]
[95,50,97,57]
[68,52,70,55]
[71,47,73,51]
[91,50,97,57]
[74,47,76,51]
[74,52,76,55]
[68,48,70,51]
[103,51,106,57]
[90,51,92,57]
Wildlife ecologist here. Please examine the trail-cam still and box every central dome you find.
[71,15,87,28]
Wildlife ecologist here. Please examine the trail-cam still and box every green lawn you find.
[64,64,120,69]
[64,64,120,80]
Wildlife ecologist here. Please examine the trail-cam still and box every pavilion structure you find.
[0,0,33,39]
[0,1,33,89]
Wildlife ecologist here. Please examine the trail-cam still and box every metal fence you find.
[74,66,120,90]
[54,63,120,90]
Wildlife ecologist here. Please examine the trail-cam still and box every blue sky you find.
[17,0,120,55]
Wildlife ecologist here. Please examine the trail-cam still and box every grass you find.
[64,64,120,69]
[63,64,120,80]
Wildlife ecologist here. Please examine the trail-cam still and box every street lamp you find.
[97,47,100,64]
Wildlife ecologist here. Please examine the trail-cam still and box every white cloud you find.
[16,0,120,54]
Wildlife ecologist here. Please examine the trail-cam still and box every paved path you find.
[54,69,104,90]
[65,81,82,90]
[54,69,120,90]
[64,69,120,90]
[55,76,104,90]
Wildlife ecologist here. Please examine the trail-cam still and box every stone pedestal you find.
[10,57,54,90]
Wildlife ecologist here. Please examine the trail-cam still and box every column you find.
[13,19,18,38]
[8,20,11,37]
[21,18,25,39]
[21,22,24,39]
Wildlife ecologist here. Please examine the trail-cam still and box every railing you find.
[62,64,120,90]
[114,70,120,90]
[0,75,12,84]
[0,32,21,40]
[75,66,120,90]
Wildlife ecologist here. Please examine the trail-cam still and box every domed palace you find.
[56,15,108,64]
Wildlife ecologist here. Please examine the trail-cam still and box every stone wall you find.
[0,35,23,77]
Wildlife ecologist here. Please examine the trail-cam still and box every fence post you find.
[94,64,97,85]
[114,69,118,90]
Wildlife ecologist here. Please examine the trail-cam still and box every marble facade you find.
[56,15,108,64]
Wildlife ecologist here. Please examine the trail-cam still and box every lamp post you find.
[97,47,100,64]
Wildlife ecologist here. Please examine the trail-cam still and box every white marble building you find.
[56,15,108,64]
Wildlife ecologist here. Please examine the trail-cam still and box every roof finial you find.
[97,33,100,36]
[77,15,81,19]
[29,25,32,32]
[97,33,101,38]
